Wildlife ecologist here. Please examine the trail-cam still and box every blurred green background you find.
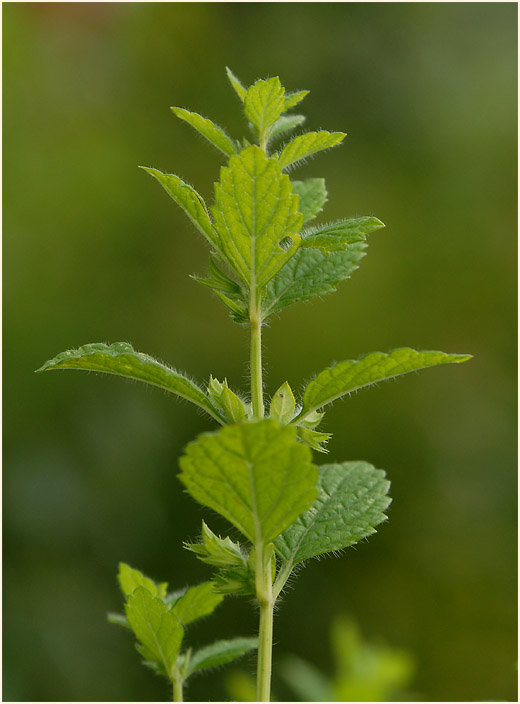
[3,2,517,702]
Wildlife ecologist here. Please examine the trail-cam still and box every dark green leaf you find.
[292,178,328,223]
[185,637,258,677]
[301,217,385,253]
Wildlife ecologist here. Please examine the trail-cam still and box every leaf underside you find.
[186,637,258,677]
[291,178,328,223]
[36,342,225,423]
[275,461,391,566]
[299,348,472,418]
[178,419,318,544]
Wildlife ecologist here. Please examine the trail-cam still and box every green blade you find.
[275,461,391,567]
[262,244,366,318]
[298,348,473,420]
[36,342,226,424]
[178,419,318,544]
[171,582,223,626]
[244,77,286,137]
[270,114,306,140]
[212,145,303,288]
[301,216,385,253]
[118,563,168,600]
[277,131,346,169]
[171,107,238,157]
[284,90,310,111]
[125,586,184,676]
[139,166,220,250]
[270,381,296,424]
[292,178,328,223]
[225,66,247,102]
[185,637,258,677]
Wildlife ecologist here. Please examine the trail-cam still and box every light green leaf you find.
[212,145,303,288]
[244,77,286,138]
[208,376,248,423]
[107,612,131,629]
[302,217,385,253]
[171,107,238,157]
[178,419,318,544]
[284,90,310,111]
[270,114,306,140]
[277,131,346,170]
[186,637,258,677]
[270,381,296,424]
[275,462,391,567]
[125,586,184,675]
[296,427,331,454]
[298,409,325,430]
[262,244,366,318]
[292,178,328,223]
[185,521,247,568]
[118,563,168,600]
[193,257,244,296]
[139,167,219,250]
[36,342,226,425]
[226,67,247,102]
[171,582,223,626]
[298,348,473,420]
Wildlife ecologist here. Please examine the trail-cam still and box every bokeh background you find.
[3,2,517,702]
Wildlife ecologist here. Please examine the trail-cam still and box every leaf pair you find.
[110,563,257,690]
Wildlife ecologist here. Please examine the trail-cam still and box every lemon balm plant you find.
[37,69,471,702]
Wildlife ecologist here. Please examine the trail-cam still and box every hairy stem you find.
[250,291,264,419]
[172,677,183,702]
[255,543,274,702]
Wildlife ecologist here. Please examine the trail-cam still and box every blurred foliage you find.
[3,3,517,702]
[226,616,415,702]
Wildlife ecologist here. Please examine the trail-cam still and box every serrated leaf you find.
[226,67,247,102]
[270,381,296,424]
[277,131,346,170]
[301,216,385,253]
[262,244,366,318]
[244,77,286,138]
[296,427,331,454]
[270,114,306,140]
[275,462,391,567]
[207,377,248,422]
[292,178,328,223]
[212,145,303,288]
[214,291,249,323]
[298,409,325,430]
[139,167,220,250]
[284,90,309,111]
[171,582,223,626]
[185,521,247,568]
[125,586,184,675]
[194,257,244,296]
[36,342,226,425]
[185,637,258,677]
[171,107,238,157]
[118,563,168,600]
[178,419,318,544]
[298,348,473,420]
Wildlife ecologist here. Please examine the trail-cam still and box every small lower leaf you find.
[125,587,184,676]
[118,563,168,600]
[185,637,258,677]
[171,582,223,626]
[301,216,384,253]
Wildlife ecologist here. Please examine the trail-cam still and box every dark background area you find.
[3,3,517,702]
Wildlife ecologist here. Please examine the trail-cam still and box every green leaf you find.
[262,244,366,318]
[277,131,346,170]
[226,67,247,102]
[208,376,249,423]
[185,521,247,568]
[292,178,328,223]
[275,462,391,567]
[171,582,223,626]
[298,409,325,430]
[139,167,220,250]
[193,257,244,296]
[270,114,306,140]
[298,348,473,420]
[178,419,318,544]
[36,342,226,425]
[125,586,184,675]
[107,612,131,629]
[244,77,286,138]
[118,563,168,600]
[185,637,258,677]
[171,107,238,157]
[301,216,385,253]
[212,145,303,288]
[296,427,331,454]
[284,90,310,111]
[270,381,296,424]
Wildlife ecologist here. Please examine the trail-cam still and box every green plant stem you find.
[172,676,183,702]
[250,291,264,419]
[255,543,274,702]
